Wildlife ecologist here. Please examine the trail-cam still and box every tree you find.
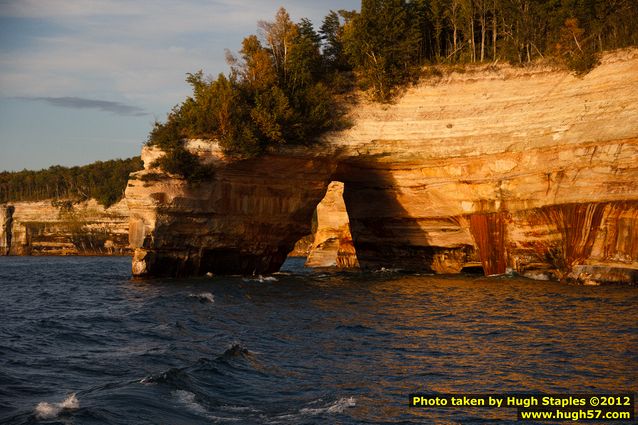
[288,18,323,93]
[446,0,463,59]
[459,0,476,62]
[555,17,599,74]
[320,10,355,72]
[428,0,447,59]
[231,35,277,91]
[491,0,499,60]
[344,0,420,100]
[258,7,298,85]
[476,0,489,61]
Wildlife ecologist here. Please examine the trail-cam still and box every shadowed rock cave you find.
[290,164,487,274]
[333,160,482,274]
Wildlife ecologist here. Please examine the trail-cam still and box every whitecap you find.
[242,275,278,283]
[34,393,79,420]
[300,397,356,415]
[209,415,242,423]
[173,390,243,422]
[374,267,400,273]
[188,292,215,303]
[220,404,260,413]
[173,390,208,416]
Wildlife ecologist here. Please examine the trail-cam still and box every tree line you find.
[345,0,637,99]
[146,0,637,176]
[0,157,143,207]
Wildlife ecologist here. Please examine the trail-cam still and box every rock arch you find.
[126,50,638,282]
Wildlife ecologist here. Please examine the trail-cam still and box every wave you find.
[34,393,79,420]
[140,344,254,389]
[188,292,215,303]
[335,324,374,332]
[373,267,401,273]
[209,416,242,423]
[172,390,208,415]
[299,397,356,415]
[139,367,194,387]
[172,390,245,423]
[219,404,260,413]
[242,275,278,283]
[218,343,251,361]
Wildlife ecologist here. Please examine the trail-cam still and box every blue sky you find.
[0,0,359,171]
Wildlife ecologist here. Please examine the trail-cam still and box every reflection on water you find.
[0,256,636,424]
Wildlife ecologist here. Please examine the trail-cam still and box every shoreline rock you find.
[0,199,130,256]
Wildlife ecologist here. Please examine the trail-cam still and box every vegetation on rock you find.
[345,0,637,99]
[148,7,349,171]
[0,157,143,207]
[147,1,637,171]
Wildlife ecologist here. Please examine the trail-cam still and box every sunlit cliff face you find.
[305,181,359,269]
[0,200,130,256]
[125,49,638,283]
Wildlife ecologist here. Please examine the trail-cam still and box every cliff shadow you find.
[333,159,477,273]
[190,154,338,276]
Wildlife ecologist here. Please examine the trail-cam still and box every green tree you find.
[288,18,323,94]
[0,157,143,207]
[147,7,346,161]
[344,0,420,100]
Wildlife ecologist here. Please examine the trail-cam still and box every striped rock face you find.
[0,200,130,256]
[125,49,638,283]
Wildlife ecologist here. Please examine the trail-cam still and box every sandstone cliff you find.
[126,49,638,283]
[0,199,130,256]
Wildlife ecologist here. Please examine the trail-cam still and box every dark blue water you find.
[0,257,636,424]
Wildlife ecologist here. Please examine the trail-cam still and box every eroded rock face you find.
[126,49,638,283]
[126,146,337,276]
[0,200,130,256]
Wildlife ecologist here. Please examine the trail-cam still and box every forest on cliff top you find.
[147,0,637,178]
[0,157,143,207]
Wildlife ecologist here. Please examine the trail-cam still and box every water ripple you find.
[0,257,636,424]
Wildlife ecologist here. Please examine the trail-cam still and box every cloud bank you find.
[21,96,148,116]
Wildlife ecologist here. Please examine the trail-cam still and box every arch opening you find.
[287,181,359,270]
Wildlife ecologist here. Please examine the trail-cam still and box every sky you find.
[0,0,360,172]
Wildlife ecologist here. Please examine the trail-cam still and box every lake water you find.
[0,257,636,424]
